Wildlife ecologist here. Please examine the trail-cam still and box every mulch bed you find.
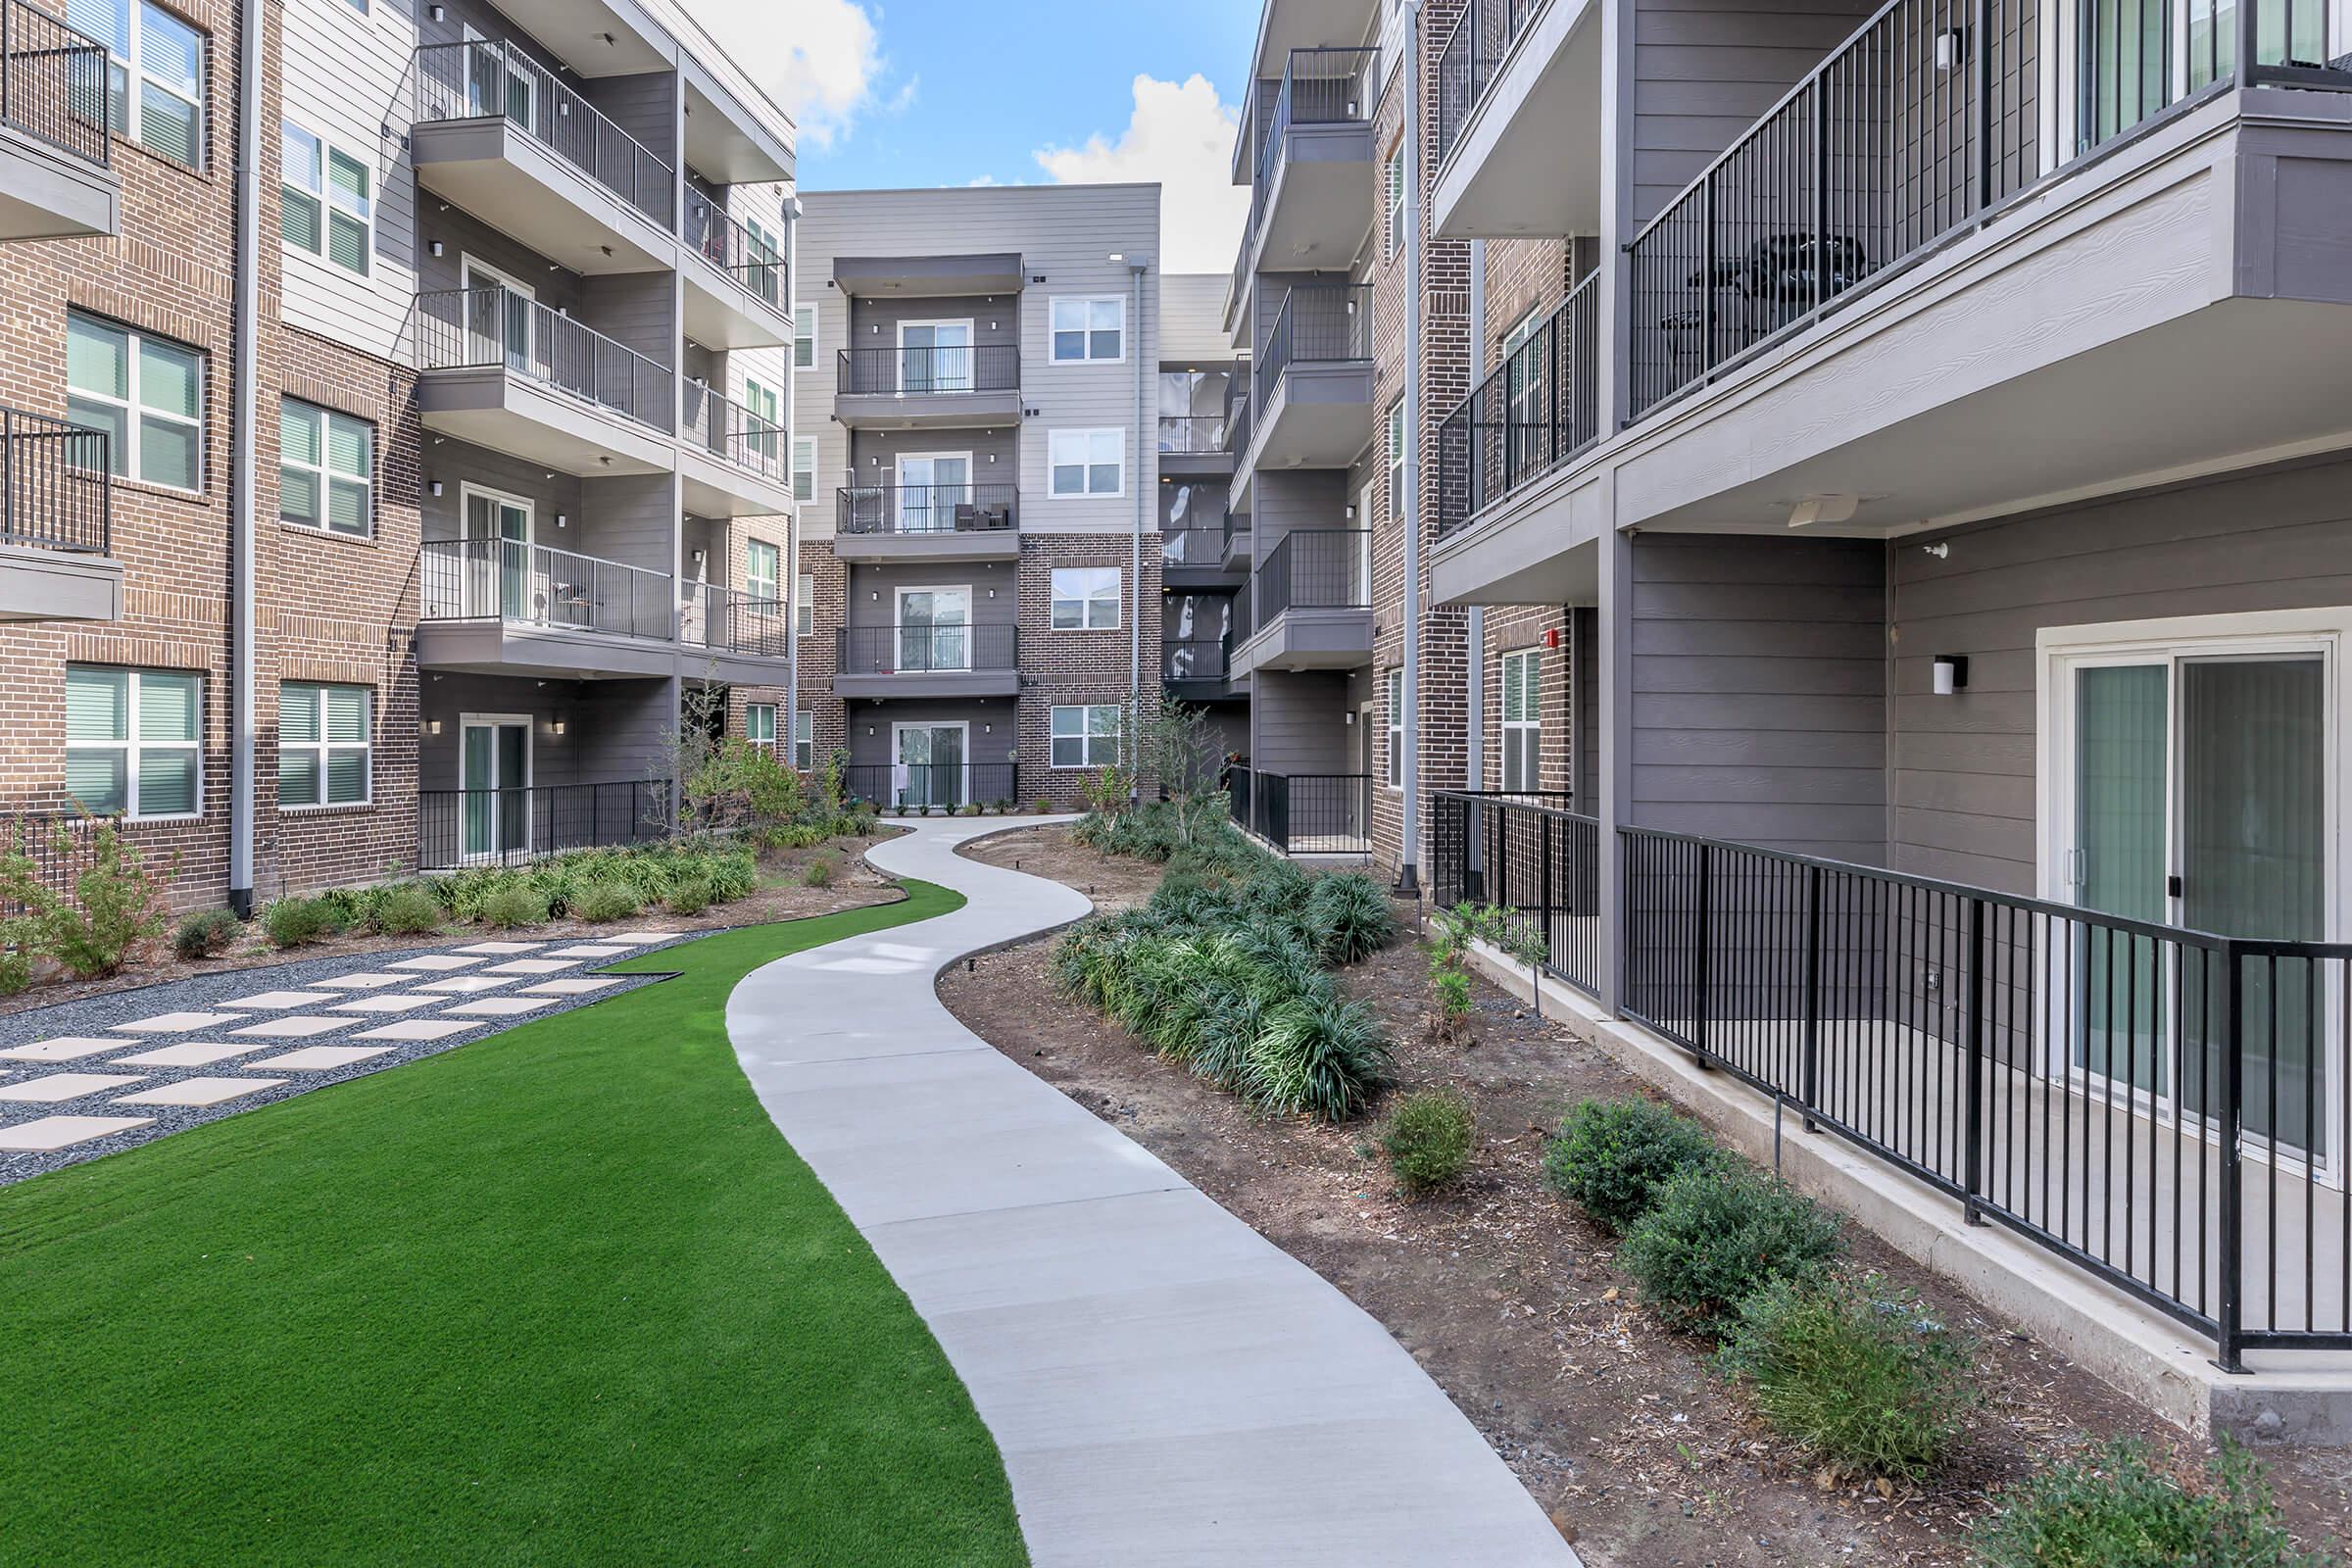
[940,827,2352,1566]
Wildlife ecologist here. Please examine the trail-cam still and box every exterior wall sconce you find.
[422,717,442,737]
[554,513,567,528]
[1934,26,1968,71]
[428,239,444,258]
[550,718,567,737]
[428,479,443,497]
[1933,656,1969,697]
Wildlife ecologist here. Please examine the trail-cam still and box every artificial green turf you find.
[0,881,1032,1568]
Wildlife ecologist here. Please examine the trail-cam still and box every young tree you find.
[1140,698,1223,847]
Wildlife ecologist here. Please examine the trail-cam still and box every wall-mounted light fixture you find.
[1934,25,1968,72]
[428,479,443,498]
[1932,656,1969,697]
[428,238,444,258]
[427,2,443,19]
[554,513,567,528]
[1344,711,1354,725]
[550,717,568,737]
[422,717,443,737]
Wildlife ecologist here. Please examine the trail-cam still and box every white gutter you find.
[785,193,803,776]
[1129,255,1148,799]
[1396,0,1425,892]
[226,0,262,914]
[1464,237,1485,790]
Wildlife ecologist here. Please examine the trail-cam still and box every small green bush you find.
[1719,1275,1976,1482]
[172,908,241,961]
[705,851,757,903]
[802,859,833,889]
[665,878,710,915]
[1973,1441,2327,1568]
[372,884,445,937]
[0,935,32,996]
[1620,1166,1843,1339]
[1381,1088,1476,1198]
[482,884,550,930]
[572,880,643,922]
[262,895,344,949]
[1544,1096,1729,1234]
[32,826,172,978]
[1033,798,1053,814]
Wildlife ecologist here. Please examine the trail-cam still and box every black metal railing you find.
[680,382,784,479]
[3,811,113,916]
[841,761,1020,810]
[1,0,109,167]
[2,407,108,553]
[681,581,787,659]
[418,537,674,642]
[1158,415,1228,454]
[1257,528,1367,620]
[1436,0,1546,165]
[1162,638,1231,686]
[1223,509,1250,557]
[835,622,1019,676]
[1255,282,1372,409]
[1430,791,1600,996]
[1226,764,1253,832]
[836,344,1020,397]
[1161,527,1229,569]
[415,287,672,433]
[1251,46,1379,235]
[1224,387,1253,456]
[682,187,787,307]
[1436,273,1599,539]
[417,777,673,870]
[1615,824,2352,1368]
[836,482,1017,536]
[1260,772,1371,857]
[412,39,672,224]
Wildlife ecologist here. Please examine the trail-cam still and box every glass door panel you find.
[899,589,969,670]
[461,720,529,859]
[2073,663,2169,1093]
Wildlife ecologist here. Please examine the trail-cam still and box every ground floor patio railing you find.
[417,778,673,870]
[1430,791,1600,997]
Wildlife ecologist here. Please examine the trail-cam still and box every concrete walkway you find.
[726,816,1580,1568]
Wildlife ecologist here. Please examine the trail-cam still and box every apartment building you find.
[0,0,797,908]
[791,183,1161,809]
[1157,271,1249,765]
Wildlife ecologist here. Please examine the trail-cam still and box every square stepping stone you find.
[117,1011,245,1034]
[390,955,483,972]
[0,1037,134,1063]
[483,958,574,975]
[414,975,514,994]
[352,1019,478,1043]
[115,1076,288,1107]
[0,1072,146,1103]
[0,1114,153,1152]
[312,972,411,990]
[327,994,441,1013]
[518,978,627,996]
[112,1041,261,1068]
[239,1046,394,1072]
[220,990,339,1009]
[443,997,555,1017]
[453,941,545,955]
[230,1015,356,1039]
[545,944,631,959]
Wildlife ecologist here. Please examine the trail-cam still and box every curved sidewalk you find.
[726,817,1580,1568]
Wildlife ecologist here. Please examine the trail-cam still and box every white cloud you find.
[1033,74,1248,273]
[693,0,888,150]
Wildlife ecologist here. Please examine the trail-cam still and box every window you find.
[746,703,776,751]
[65,664,201,818]
[283,125,370,274]
[68,313,202,492]
[280,122,320,253]
[279,398,371,537]
[1385,669,1404,788]
[1385,140,1405,260]
[791,436,815,503]
[1499,306,1541,361]
[278,682,370,808]
[1386,400,1406,521]
[1051,704,1122,769]
[1500,650,1541,792]
[746,539,780,607]
[1051,297,1124,363]
[69,0,204,168]
[792,304,815,369]
[744,216,782,305]
[1049,427,1123,498]
[792,710,812,770]
[794,571,812,636]
[742,377,780,463]
[1050,566,1120,631]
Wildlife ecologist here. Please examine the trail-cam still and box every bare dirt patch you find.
[956,823,1163,914]
[939,849,2352,1566]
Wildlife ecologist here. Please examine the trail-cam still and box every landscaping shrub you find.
[802,859,833,889]
[5,824,174,979]
[1382,1089,1476,1198]
[1544,1096,1729,1234]
[0,946,28,996]
[482,884,550,930]
[705,849,757,903]
[572,880,643,922]
[1972,1441,2326,1568]
[372,884,444,937]
[665,878,710,915]
[1619,1166,1843,1339]
[1242,996,1392,1122]
[1305,872,1395,962]
[172,908,241,961]
[1719,1275,1976,1482]
[262,896,344,950]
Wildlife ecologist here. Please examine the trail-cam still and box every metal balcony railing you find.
[1163,638,1231,684]
[841,760,1020,811]
[1256,528,1367,621]
[682,187,788,307]
[1435,0,1547,166]
[1223,388,1252,456]
[681,381,784,479]
[1430,791,1599,995]
[1160,528,1228,569]
[1254,283,1371,410]
[1157,415,1228,454]
[1,0,108,167]
[680,579,788,659]
[835,622,1019,676]
[1,407,108,553]
[835,343,1020,397]
[416,287,672,434]
[1244,772,1371,857]
[412,38,672,224]
[418,777,673,869]
[418,536,674,642]
[1435,272,1600,539]
[1250,46,1379,237]
[836,482,1017,536]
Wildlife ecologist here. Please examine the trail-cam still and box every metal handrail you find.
[835,482,1018,536]
[412,38,673,223]
[1,407,109,552]
[1254,282,1371,409]
[1162,637,1231,682]
[417,776,674,869]
[681,381,784,477]
[417,536,674,641]
[1251,46,1379,237]
[1435,0,1546,166]
[680,579,788,657]
[1257,527,1368,619]
[835,621,1019,674]
[0,0,109,167]
[682,187,789,307]
[1157,415,1228,454]
[835,344,1020,396]
[1435,271,1600,538]
[415,287,673,433]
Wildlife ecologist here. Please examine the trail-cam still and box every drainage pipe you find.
[226,0,262,915]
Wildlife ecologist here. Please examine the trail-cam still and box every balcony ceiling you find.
[1253,130,1373,270]
[0,127,119,242]
[415,620,678,681]
[493,0,670,77]
[1248,0,1380,83]
[679,448,797,519]
[682,265,792,351]
[413,120,670,275]
[419,368,675,479]
[832,254,1025,299]
[1431,0,1603,240]
[683,72,794,185]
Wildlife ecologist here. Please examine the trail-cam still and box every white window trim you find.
[1049,703,1123,770]
[1050,565,1121,632]
[458,480,535,549]
[1047,426,1126,501]
[279,396,373,539]
[320,135,372,276]
[745,537,781,607]
[894,583,974,671]
[1385,140,1404,261]
[1049,294,1128,365]
[278,682,373,811]
[790,435,816,503]
[792,301,816,368]
[792,709,812,770]
[98,0,207,170]
[794,571,813,637]
[1500,648,1542,793]
[1385,669,1404,791]
[461,254,537,364]
[741,375,781,463]
[1385,400,1406,521]
[896,449,975,529]
[896,318,975,393]
[67,665,204,822]
[892,719,973,806]
[70,313,204,495]
[746,702,777,751]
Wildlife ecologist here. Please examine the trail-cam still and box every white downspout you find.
[1464,237,1486,792]
[785,193,804,779]
[227,0,262,914]
[1396,0,1425,893]
[1129,256,1148,801]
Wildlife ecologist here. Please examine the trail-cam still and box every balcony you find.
[1232,527,1371,675]
[1231,765,1372,857]
[1246,47,1377,270]
[680,579,790,683]
[1430,0,1601,239]
[1239,282,1372,496]
[833,622,1020,700]
[679,382,794,517]
[410,38,673,274]
[418,777,675,871]
[0,408,115,621]
[1222,507,1252,568]
[415,287,674,475]
[1162,526,1240,588]
[842,760,1022,812]
[416,536,677,679]
[1157,414,1234,477]
[1163,636,1240,700]
[0,0,116,240]
[833,344,1022,429]
[681,187,792,350]
[833,483,1019,564]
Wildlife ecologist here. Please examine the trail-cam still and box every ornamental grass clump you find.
[481,885,550,931]
[371,883,445,937]
[1543,1096,1729,1234]
[1619,1165,1844,1340]
[572,880,643,923]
